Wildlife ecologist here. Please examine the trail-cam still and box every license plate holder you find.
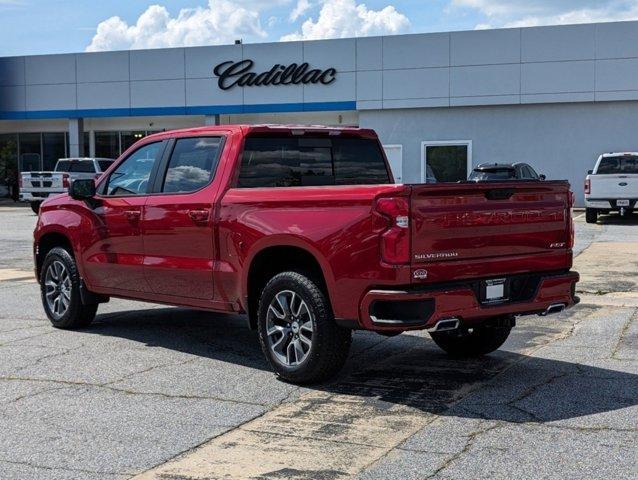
[481,278,509,304]
[617,199,630,207]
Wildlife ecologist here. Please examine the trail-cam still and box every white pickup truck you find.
[585,152,638,223]
[20,158,114,213]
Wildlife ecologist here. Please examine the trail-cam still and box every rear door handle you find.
[188,209,210,224]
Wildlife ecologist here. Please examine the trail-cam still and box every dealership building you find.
[3,20,638,204]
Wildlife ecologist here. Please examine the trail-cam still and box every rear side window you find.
[238,136,390,188]
[162,137,222,193]
[597,156,638,174]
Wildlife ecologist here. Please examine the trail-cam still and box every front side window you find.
[523,165,538,179]
[105,142,163,196]
[238,135,390,188]
[162,137,222,193]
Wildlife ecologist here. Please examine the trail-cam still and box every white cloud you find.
[86,0,268,52]
[281,0,410,41]
[290,0,312,22]
[451,0,638,28]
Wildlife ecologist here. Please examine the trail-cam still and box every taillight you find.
[568,191,575,249]
[62,174,70,189]
[375,196,410,265]
[584,178,590,195]
[18,174,23,188]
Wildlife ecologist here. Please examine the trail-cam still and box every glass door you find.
[422,141,472,183]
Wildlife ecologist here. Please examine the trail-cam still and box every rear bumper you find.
[585,198,637,210]
[357,271,579,332]
[20,191,63,202]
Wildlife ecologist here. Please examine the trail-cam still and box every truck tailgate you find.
[410,181,571,266]
[589,174,638,198]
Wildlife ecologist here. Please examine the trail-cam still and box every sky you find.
[2,0,638,56]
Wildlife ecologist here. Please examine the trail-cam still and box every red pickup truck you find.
[34,125,579,383]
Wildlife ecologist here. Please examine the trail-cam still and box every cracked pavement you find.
[0,204,636,479]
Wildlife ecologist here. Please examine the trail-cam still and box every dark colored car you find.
[469,163,545,182]
[33,125,578,384]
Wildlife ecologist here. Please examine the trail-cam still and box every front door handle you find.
[188,209,210,224]
[124,210,141,221]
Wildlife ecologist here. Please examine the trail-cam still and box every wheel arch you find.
[244,242,334,330]
[35,230,75,281]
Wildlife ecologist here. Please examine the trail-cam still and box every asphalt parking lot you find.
[0,203,636,480]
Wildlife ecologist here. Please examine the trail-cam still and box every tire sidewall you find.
[257,272,326,380]
[40,247,83,328]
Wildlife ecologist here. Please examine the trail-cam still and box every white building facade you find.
[3,20,638,204]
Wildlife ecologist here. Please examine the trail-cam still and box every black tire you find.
[30,201,41,214]
[430,322,511,357]
[257,271,352,384]
[40,247,97,329]
[585,208,598,224]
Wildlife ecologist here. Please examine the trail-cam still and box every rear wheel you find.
[430,321,512,357]
[585,208,598,224]
[257,271,352,384]
[30,201,41,214]
[40,247,97,329]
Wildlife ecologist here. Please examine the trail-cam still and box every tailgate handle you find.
[485,189,515,200]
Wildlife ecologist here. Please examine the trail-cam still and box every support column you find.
[204,114,220,126]
[88,131,96,157]
[68,118,85,157]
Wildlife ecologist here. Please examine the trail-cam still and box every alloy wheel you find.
[44,260,71,319]
[266,290,314,366]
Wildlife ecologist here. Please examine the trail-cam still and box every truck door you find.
[142,136,224,300]
[82,141,166,293]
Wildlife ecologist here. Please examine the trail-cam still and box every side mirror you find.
[539,174,546,180]
[69,178,96,200]
[587,170,593,175]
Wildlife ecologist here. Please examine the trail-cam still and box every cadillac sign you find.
[213,59,337,90]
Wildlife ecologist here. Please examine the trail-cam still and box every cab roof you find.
[144,124,378,141]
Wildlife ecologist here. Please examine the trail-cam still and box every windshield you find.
[597,156,638,174]
[468,168,516,181]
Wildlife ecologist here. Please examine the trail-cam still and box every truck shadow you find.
[595,213,638,225]
[85,306,637,424]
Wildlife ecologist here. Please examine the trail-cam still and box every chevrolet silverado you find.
[34,125,579,383]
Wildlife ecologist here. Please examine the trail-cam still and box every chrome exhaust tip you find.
[540,303,566,316]
[428,318,460,332]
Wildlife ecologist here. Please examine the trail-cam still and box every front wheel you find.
[40,247,97,329]
[430,322,512,357]
[30,201,42,214]
[585,208,598,224]
[257,271,352,384]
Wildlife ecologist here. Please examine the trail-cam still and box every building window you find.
[18,133,42,172]
[42,133,66,171]
[421,141,472,183]
[120,131,147,153]
[0,134,18,197]
[95,131,120,159]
